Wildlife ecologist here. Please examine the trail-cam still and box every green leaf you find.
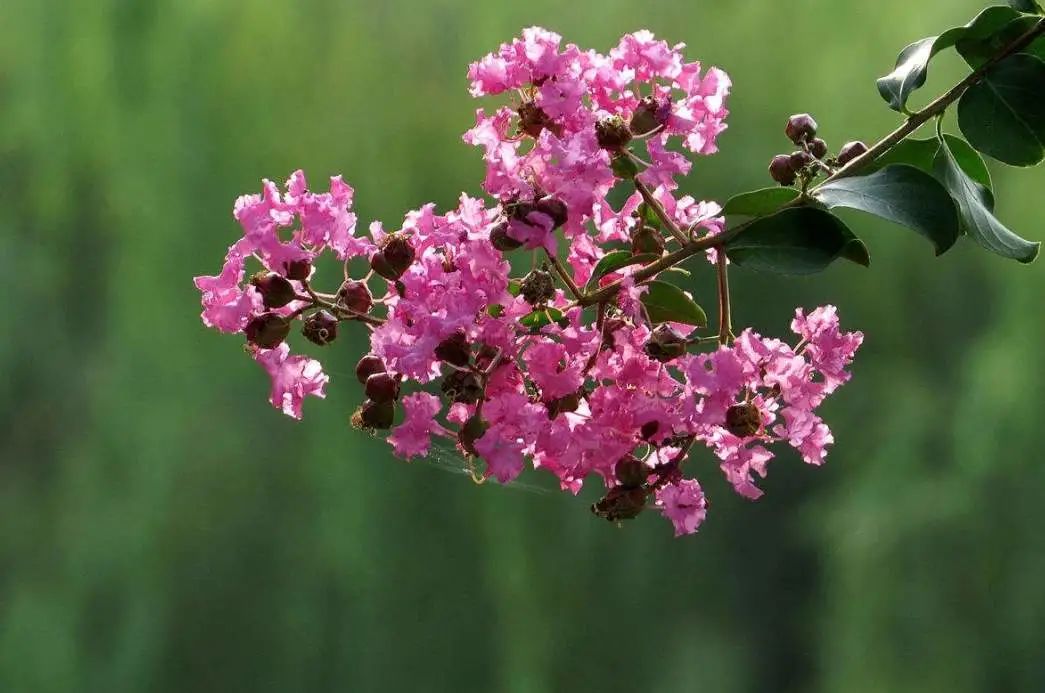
[611,154,639,179]
[584,251,659,290]
[958,53,1045,166]
[933,135,1040,262]
[1007,0,1043,14]
[958,16,1045,67]
[520,307,566,330]
[640,281,708,327]
[814,165,960,255]
[876,7,1021,112]
[487,304,505,318]
[725,207,870,275]
[865,135,994,207]
[722,187,800,217]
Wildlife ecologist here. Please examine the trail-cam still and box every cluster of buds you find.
[195,28,863,537]
[769,113,868,188]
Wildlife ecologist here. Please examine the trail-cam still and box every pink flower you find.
[253,343,328,420]
[193,240,260,333]
[656,478,708,536]
[389,393,448,459]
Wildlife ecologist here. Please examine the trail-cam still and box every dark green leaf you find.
[487,304,505,318]
[814,165,959,255]
[865,135,994,207]
[1007,0,1043,14]
[876,7,1020,112]
[725,207,870,275]
[722,187,800,217]
[507,279,521,297]
[958,16,1044,67]
[520,307,565,330]
[933,135,1040,262]
[958,53,1045,166]
[611,154,639,179]
[640,281,707,327]
[584,251,659,290]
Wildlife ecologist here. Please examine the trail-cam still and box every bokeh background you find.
[2,1,1044,691]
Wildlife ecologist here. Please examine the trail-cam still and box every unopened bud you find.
[518,101,552,138]
[837,140,869,166]
[355,354,386,384]
[631,226,665,256]
[644,324,688,363]
[591,486,648,522]
[251,272,296,309]
[535,196,568,229]
[789,150,815,171]
[808,137,829,160]
[356,399,394,430]
[614,455,648,489]
[596,116,633,150]
[490,221,524,252]
[245,312,291,349]
[434,331,471,367]
[630,96,670,135]
[520,268,555,306]
[283,259,312,281]
[458,414,488,456]
[724,402,762,437]
[546,391,581,418]
[302,310,338,346]
[785,113,818,145]
[337,280,373,315]
[769,155,797,186]
[365,372,401,403]
[441,370,483,405]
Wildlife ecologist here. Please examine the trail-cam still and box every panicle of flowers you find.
[194,28,862,538]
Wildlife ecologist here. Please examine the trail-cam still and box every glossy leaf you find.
[725,207,870,275]
[865,135,994,207]
[1007,0,1043,13]
[585,251,659,290]
[815,165,959,255]
[958,54,1045,166]
[722,187,800,218]
[933,135,1040,262]
[958,15,1045,67]
[640,281,708,327]
[520,307,566,330]
[876,6,1021,112]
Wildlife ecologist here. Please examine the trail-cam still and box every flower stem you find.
[634,178,689,245]
[715,250,732,345]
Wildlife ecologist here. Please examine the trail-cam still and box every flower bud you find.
[458,414,488,456]
[640,420,660,441]
[517,101,552,138]
[768,155,797,186]
[602,317,626,350]
[615,455,648,489]
[490,221,524,252]
[644,324,687,363]
[355,399,394,430]
[365,372,401,403]
[592,486,648,522]
[789,150,814,171]
[724,402,762,438]
[441,370,483,404]
[630,96,670,135]
[250,272,296,309]
[337,279,373,315]
[631,226,665,256]
[546,391,580,418]
[355,354,386,384]
[837,140,869,165]
[785,113,818,144]
[370,252,398,281]
[245,312,291,349]
[434,331,471,367]
[808,137,829,160]
[283,259,312,281]
[520,268,555,306]
[596,116,633,150]
[302,310,338,346]
[382,236,416,276]
[535,196,568,229]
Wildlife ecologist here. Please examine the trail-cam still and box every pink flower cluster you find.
[194,29,863,537]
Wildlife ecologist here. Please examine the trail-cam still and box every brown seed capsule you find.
[644,324,688,363]
[630,96,670,135]
[769,154,797,186]
[251,272,296,309]
[724,402,762,438]
[631,226,665,256]
[365,372,401,403]
[458,414,488,456]
[357,399,394,430]
[337,280,373,315]
[615,455,648,489]
[355,354,386,384]
[535,196,568,229]
[785,113,818,145]
[517,101,552,138]
[546,391,581,418]
[596,116,633,150]
[789,150,815,171]
[808,137,829,160]
[245,312,291,349]
[591,486,649,522]
[837,140,869,166]
[382,236,416,276]
[441,370,483,405]
[490,221,524,252]
[370,251,399,281]
[520,268,555,306]
[283,259,312,281]
[302,310,338,346]
[434,331,471,367]
[640,420,660,441]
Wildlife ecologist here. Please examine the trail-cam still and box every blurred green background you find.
[2,1,1044,691]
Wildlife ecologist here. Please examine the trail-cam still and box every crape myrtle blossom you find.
[194,28,863,538]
